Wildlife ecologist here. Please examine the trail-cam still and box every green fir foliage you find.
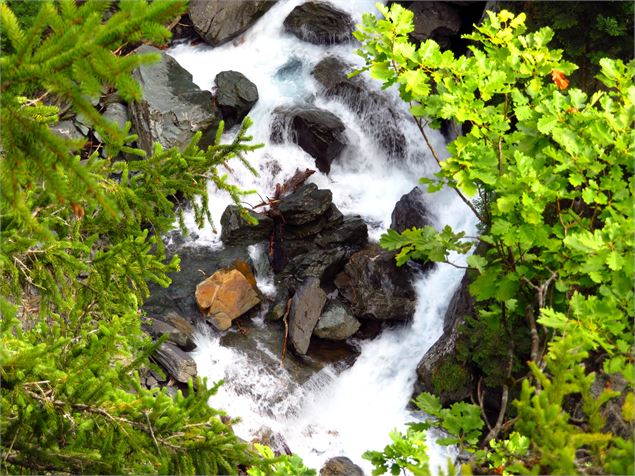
[356,4,634,474]
[0,1,271,473]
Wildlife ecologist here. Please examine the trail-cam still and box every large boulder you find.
[271,107,347,174]
[220,205,273,245]
[312,56,406,158]
[390,187,435,233]
[289,277,327,354]
[335,244,417,321]
[313,301,360,341]
[415,274,474,404]
[279,183,332,225]
[129,45,220,153]
[214,70,259,129]
[320,457,364,476]
[283,2,353,45]
[195,268,261,331]
[189,0,274,46]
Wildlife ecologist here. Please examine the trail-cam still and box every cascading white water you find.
[169,0,478,472]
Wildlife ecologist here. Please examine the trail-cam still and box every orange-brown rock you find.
[195,269,260,330]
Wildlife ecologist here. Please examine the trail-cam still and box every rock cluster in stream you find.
[54,0,490,457]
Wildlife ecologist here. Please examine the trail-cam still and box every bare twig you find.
[411,114,486,223]
[477,377,494,433]
[280,298,293,367]
[525,305,540,367]
[145,411,160,453]
[484,384,509,445]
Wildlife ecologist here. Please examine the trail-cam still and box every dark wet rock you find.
[289,277,327,354]
[220,205,274,245]
[335,244,417,321]
[129,45,220,153]
[312,56,406,157]
[415,274,474,405]
[284,204,343,241]
[315,215,368,248]
[408,1,462,49]
[189,0,274,46]
[283,2,354,45]
[271,106,347,174]
[314,301,360,341]
[390,187,435,233]
[143,317,196,351]
[214,70,259,129]
[279,183,333,225]
[280,247,347,291]
[320,456,364,476]
[266,286,291,322]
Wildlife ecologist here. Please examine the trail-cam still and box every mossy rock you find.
[432,360,472,395]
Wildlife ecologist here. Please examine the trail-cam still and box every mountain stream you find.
[168,0,477,471]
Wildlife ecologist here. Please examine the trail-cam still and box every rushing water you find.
[169,0,477,472]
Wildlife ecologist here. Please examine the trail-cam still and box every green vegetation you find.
[354,4,634,474]
[0,1,276,473]
[504,1,634,90]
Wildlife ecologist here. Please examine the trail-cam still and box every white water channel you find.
[169,0,477,472]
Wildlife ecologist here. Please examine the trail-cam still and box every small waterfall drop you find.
[170,1,477,472]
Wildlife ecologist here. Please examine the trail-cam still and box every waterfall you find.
[169,0,477,472]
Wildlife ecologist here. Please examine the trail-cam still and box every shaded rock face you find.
[195,268,261,331]
[214,70,259,129]
[271,107,347,174]
[320,456,364,476]
[313,301,360,341]
[390,187,435,233]
[415,274,474,405]
[335,244,417,321]
[189,0,274,46]
[220,205,273,245]
[312,56,406,158]
[283,2,354,45]
[397,1,487,54]
[409,2,461,49]
[289,277,327,355]
[129,45,220,153]
[315,215,368,248]
[279,183,332,225]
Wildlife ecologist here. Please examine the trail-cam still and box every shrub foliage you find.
[354,4,634,474]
